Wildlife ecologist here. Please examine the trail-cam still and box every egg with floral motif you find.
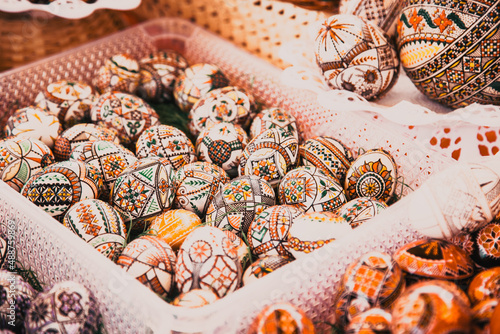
[249,107,298,140]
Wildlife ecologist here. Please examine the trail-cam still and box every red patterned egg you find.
[345,308,392,334]
[468,267,500,305]
[171,289,219,308]
[248,302,315,334]
[94,53,140,94]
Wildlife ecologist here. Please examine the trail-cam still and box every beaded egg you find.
[110,157,176,232]
[175,226,241,298]
[396,0,500,108]
[0,137,55,192]
[344,148,397,203]
[24,281,102,334]
[94,53,140,94]
[206,175,276,238]
[135,124,196,169]
[171,289,219,308]
[173,162,229,217]
[335,197,387,229]
[63,199,127,261]
[468,267,500,305]
[300,136,353,183]
[53,123,119,161]
[248,303,315,334]
[90,91,160,146]
[149,209,202,251]
[0,271,37,331]
[4,106,62,149]
[173,63,230,113]
[35,80,98,128]
[278,166,347,213]
[247,205,303,259]
[314,14,399,100]
[188,86,255,137]
[242,255,294,286]
[249,107,298,140]
[117,235,177,299]
[136,50,189,103]
[470,222,500,268]
[21,160,102,221]
[196,121,248,178]
[345,308,392,334]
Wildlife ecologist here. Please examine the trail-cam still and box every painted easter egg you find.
[490,302,500,334]
[206,175,276,238]
[314,14,399,100]
[175,226,241,298]
[173,63,229,113]
[248,303,315,334]
[344,149,397,203]
[24,281,102,334]
[468,267,500,305]
[53,123,119,161]
[335,197,387,229]
[149,209,202,251]
[117,235,177,299]
[35,80,98,128]
[247,205,303,259]
[94,53,140,94]
[135,124,196,169]
[340,0,403,35]
[171,289,219,308]
[345,308,392,334]
[396,0,500,108]
[249,107,298,140]
[62,198,127,261]
[21,160,102,221]
[470,222,500,268]
[242,255,294,286]
[90,91,160,146]
[136,50,189,103]
[0,137,54,192]
[0,270,37,332]
[4,106,62,149]
[278,166,347,213]
[472,298,499,332]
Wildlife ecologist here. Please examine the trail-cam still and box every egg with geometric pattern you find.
[335,197,387,229]
[249,107,298,140]
[94,53,140,94]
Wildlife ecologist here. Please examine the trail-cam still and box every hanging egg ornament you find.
[4,106,62,149]
[344,148,397,203]
[396,0,500,108]
[0,137,55,192]
[54,123,119,161]
[0,270,37,331]
[63,199,127,261]
[249,107,298,140]
[173,63,229,113]
[149,209,202,251]
[94,53,140,94]
[467,267,500,305]
[470,222,500,268]
[345,308,392,334]
[35,80,98,128]
[206,175,276,238]
[279,166,347,213]
[248,302,316,334]
[136,50,189,103]
[335,197,388,229]
[90,91,160,146]
[171,289,219,308]
[117,235,177,299]
[242,255,294,285]
[175,226,241,298]
[314,14,399,100]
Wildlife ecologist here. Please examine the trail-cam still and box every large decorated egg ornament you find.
[397,0,500,108]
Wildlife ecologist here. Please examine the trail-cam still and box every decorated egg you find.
[173,63,230,113]
[173,162,229,217]
[117,235,177,299]
[196,121,248,178]
[396,0,500,108]
[136,50,189,103]
[222,230,251,269]
[149,209,202,251]
[278,166,347,213]
[110,157,176,232]
[188,86,255,136]
[171,289,219,308]
[90,91,160,146]
[175,226,241,298]
[249,107,298,140]
[339,0,403,35]
[4,106,62,149]
[286,211,352,259]
[242,255,293,286]
[391,280,472,334]
[393,238,475,282]
[54,123,119,161]
[335,197,387,229]
[35,80,98,128]
[344,148,397,203]
[345,308,392,334]
[69,139,137,199]
[472,298,498,332]
[21,160,102,221]
[314,14,399,100]
[94,53,140,94]
[24,281,102,334]
[0,270,37,331]
[491,303,500,334]
[62,198,127,261]
[248,302,315,334]
[300,136,353,183]
[206,175,276,238]
[135,124,196,168]
[468,267,500,305]
[0,137,55,192]
[247,205,303,258]
[470,222,500,268]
